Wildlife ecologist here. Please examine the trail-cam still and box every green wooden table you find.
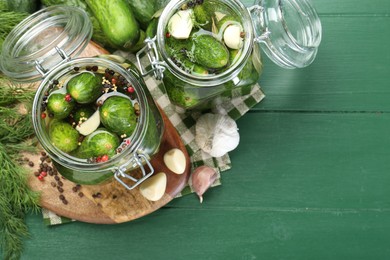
[22,0,390,259]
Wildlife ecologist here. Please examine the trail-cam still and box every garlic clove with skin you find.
[191,166,218,203]
[195,113,240,157]
[168,10,194,39]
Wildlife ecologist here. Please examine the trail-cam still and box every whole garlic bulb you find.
[195,113,240,157]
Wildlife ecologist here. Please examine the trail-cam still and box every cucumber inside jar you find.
[42,65,141,163]
[162,0,260,109]
[165,0,245,76]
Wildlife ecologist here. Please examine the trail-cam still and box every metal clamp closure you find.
[136,37,165,80]
[114,153,154,190]
[35,46,71,77]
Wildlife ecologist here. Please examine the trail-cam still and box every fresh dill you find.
[0,75,40,260]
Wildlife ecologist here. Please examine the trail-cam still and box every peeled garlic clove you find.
[75,110,100,136]
[195,113,240,157]
[164,148,186,174]
[168,10,194,39]
[223,24,243,49]
[139,172,167,201]
[191,166,218,203]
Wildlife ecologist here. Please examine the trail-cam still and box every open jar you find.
[0,6,164,190]
[137,0,322,109]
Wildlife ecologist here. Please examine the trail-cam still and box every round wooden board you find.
[28,100,191,224]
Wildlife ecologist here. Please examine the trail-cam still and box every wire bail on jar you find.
[136,37,166,80]
[114,153,154,190]
[34,47,71,76]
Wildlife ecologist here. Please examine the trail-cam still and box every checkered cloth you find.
[42,54,265,225]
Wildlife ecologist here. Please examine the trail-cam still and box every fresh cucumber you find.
[86,0,140,50]
[40,0,111,48]
[0,0,38,13]
[125,0,156,29]
[129,30,146,52]
[146,18,159,39]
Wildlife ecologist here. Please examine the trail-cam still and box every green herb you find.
[0,76,40,260]
[0,11,29,52]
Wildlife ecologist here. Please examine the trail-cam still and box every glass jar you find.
[137,0,322,110]
[0,6,164,190]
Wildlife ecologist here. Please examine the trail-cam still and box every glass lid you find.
[250,0,322,68]
[0,6,92,82]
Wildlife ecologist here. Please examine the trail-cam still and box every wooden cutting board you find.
[27,42,191,224]
[28,107,191,224]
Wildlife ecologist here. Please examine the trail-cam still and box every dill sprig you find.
[0,78,35,106]
[0,144,40,260]
[0,75,40,260]
[0,106,35,144]
[0,11,29,52]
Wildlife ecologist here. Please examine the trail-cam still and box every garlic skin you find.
[214,12,226,22]
[191,166,218,203]
[223,24,243,49]
[168,10,194,39]
[195,113,240,157]
[163,148,186,174]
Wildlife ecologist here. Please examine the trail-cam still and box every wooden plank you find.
[227,112,390,208]
[310,0,390,14]
[242,0,390,14]
[255,16,390,112]
[24,206,390,259]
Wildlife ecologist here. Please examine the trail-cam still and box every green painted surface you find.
[21,0,390,259]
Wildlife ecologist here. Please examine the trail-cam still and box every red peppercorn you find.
[38,175,44,181]
[125,139,131,145]
[166,32,171,38]
[96,156,102,163]
[41,112,47,119]
[65,94,72,102]
[101,155,109,162]
[127,86,135,93]
[41,171,47,177]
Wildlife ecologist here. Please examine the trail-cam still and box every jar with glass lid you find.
[0,6,164,190]
[137,0,322,109]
